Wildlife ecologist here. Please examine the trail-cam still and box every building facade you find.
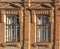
[0,0,60,49]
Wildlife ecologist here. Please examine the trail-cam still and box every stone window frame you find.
[31,9,54,45]
[1,9,23,46]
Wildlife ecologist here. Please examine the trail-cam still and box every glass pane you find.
[37,26,41,42]
[8,28,10,41]
[7,17,11,24]
[12,26,15,41]
[15,26,20,41]
[12,17,15,24]
[48,27,50,41]
[17,29,20,41]
[12,29,15,41]
[7,26,11,42]
[42,26,46,41]
[42,18,50,24]
[37,17,41,25]
[17,26,20,41]
[15,17,19,24]
[42,18,47,24]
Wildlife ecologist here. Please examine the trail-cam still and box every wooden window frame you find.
[6,14,20,43]
[36,15,51,44]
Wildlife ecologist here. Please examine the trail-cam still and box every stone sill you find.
[0,42,20,47]
[31,42,51,47]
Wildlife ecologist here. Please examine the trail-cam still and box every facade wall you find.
[0,0,60,49]
[54,3,60,49]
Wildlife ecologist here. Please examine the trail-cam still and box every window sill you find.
[31,42,50,47]
[36,42,49,46]
[1,42,20,47]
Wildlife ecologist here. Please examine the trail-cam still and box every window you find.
[37,15,50,42]
[6,15,20,42]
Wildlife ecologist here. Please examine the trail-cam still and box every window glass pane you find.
[17,29,20,41]
[48,27,50,41]
[7,26,10,42]
[15,26,20,41]
[42,18,50,24]
[15,17,19,24]
[42,26,46,41]
[12,29,15,41]
[11,16,20,24]
[37,25,41,42]
[42,18,47,24]
[17,26,20,41]
[8,28,10,41]
[12,17,15,24]
[37,28,40,42]
[37,17,41,25]
[7,17,11,24]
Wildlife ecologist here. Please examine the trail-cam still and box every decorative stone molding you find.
[0,42,21,48]
[31,43,51,48]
